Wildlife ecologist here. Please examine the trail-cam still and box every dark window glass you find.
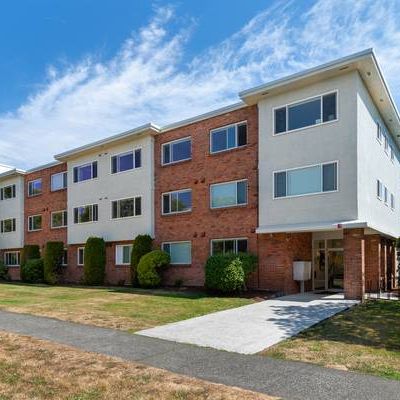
[74,208,79,223]
[274,107,287,134]
[93,204,98,221]
[135,197,142,216]
[120,199,134,218]
[212,241,224,255]
[119,153,134,172]
[322,163,337,192]
[288,98,321,131]
[211,129,226,152]
[177,191,192,211]
[162,194,170,214]
[237,239,248,253]
[29,180,42,196]
[135,149,142,168]
[73,167,78,183]
[112,201,118,219]
[163,243,170,254]
[163,144,170,164]
[274,172,287,198]
[172,139,191,162]
[237,181,247,204]
[78,164,92,181]
[111,156,118,174]
[227,126,236,149]
[92,162,98,179]
[237,124,247,146]
[224,240,235,254]
[323,93,337,122]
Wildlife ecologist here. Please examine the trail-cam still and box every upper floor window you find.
[210,180,247,209]
[51,172,67,191]
[384,186,389,205]
[4,251,20,267]
[162,137,191,165]
[115,244,132,265]
[73,204,98,224]
[211,238,248,255]
[51,210,67,228]
[111,149,141,174]
[210,122,247,153]
[162,189,192,215]
[28,179,42,197]
[391,193,395,210]
[28,214,42,231]
[377,179,383,200]
[390,145,395,162]
[111,197,142,219]
[274,91,337,134]
[73,161,97,183]
[0,218,16,233]
[384,135,389,154]
[162,241,192,265]
[0,184,16,200]
[274,162,338,199]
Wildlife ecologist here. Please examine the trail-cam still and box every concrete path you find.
[138,293,358,354]
[0,310,398,400]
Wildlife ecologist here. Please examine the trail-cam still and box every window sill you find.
[161,158,192,168]
[162,210,192,217]
[210,203,248,211]
[209,144,248,156]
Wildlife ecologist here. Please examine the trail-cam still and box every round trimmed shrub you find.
[44,241,64,285]
[137,250,170,288]
[131,234,153,285]
[21,259,44,283]
[0,260,9,281]
[83,237,106,285]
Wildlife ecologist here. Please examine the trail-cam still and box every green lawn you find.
[262,300,400,380]
[0,283,253,332]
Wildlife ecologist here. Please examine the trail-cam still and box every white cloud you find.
[1,0,400,169]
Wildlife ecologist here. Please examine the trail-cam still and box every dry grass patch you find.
[0,331,278,400]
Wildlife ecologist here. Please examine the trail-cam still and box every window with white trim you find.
[1,218,16,233]
[77,247,84,266]
[162,241,191,265]
[162,189,192,214]
[28,215,42,231]
[274,162,337,198]
[73,161,97,183]
[111,149,141,174]
[384,135,389,154]
[0,184,16,200]
[210,122,247,153]
[274,92,337,134]
[73,204,98,224]
[111,197,141,219]
[28,179,42,196]
[4,251,20,267]
[162,137,191,165]
[384,186,388,205]
[210,180,247,209]
[211,238,248,255]
[51,210,67,228]
[51,171,67,191]
[115,245,132,265]
[62,248,68,266]
[391,193,395,210]
[376,121,383,142]
[390,145,395,162]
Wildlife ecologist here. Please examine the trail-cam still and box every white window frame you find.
[28,214,42,232]
[161,136,192,166]
[209,179,248,209]
[377,179,383,200]
[273,90,338,136]
[210,237,248,255]
[73,161,98,184]
[28,179,42,197]
[162,189,192,215]
[209,121,247,154]
[4,251,20,267]
[162,241,192,265]
[51,210,68,229]
[376,121,383,143]
[77,247,85,266]
[391,193,395,210]
[390,145,395,162]
[73,204,98,224]
[384,186,388,205]
[111,196,142,220]
[273,161,339,200]
[62,248,68,266]
[115,244,132,266]
[384,135,389,155]
[0,218,16,233]
[110,148,142,175]
[51,171,67,191]
[0,184,16,201]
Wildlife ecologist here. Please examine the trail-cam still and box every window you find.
[162,189,192,214]
[51,210,67,228]
[62,249,68,266]
[384,186,388,205]
[391,193,395,210]
[390,145,395,162]
[377,180,383,200]
[274,162,338,198]
[210,122,247,153]
[376,122,383,142]
[0,184,16,200]
[4,251,20,267]
[77,247,84,266]
[1,218,16,233]
[28,215,42,231]
[384,135,389,154]
[116,245,132,265]
[210,180,247,209]
[211,238,248,255]
[73,204,98,224]
[28,179,42,196]
[51,172,67,191]
[162,137,191,165]
[73,161,98,183]
[111,149,141,174]
[111,197,142,219]
[274,92,337,134]
[162,241,191,265]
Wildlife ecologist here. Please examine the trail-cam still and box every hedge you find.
[137,250,170,288]
[20,245,41,281]
[0,260,9,281]
[21,259,44,283]
[131,234,153,285]
[44,241,64,284]
[83,237,106,285]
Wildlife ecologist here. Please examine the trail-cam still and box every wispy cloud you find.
[1,0,400,169]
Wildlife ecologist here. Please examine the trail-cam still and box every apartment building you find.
[0,49,398,299]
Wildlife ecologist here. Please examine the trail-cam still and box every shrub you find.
[137,250,170,288]
[235,252,258,289]
[21,259,44,283]
[44,241,64,285]
[83,237,106,285]
[0,260,9,281]
[131,234,153,285]
[20,245,41,281]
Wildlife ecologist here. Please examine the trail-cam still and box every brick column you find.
[344,228,365,300]
[365,234,381,292]
[381,239,388,291]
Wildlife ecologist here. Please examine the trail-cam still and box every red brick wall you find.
[24,163,68,252]
[154,105,259,287]
[365,234,381,292]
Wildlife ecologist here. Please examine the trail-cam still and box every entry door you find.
[313,240,326,290]
[327,250,344,289]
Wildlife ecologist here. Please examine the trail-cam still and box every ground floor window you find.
[62,248,68,266]
[162,241,191,265]
[77,247,84,266]
[211,238,248,255]
[115,244,132,265]
[4,251,20,267]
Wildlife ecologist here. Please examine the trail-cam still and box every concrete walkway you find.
[0,310,398,400]
[138,293,358,354]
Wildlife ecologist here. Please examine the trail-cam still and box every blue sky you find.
[1,0,400,169]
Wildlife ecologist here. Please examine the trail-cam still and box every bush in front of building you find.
[0,260,10,281]
[205,254,245,293]
[20,244,41,267]
[137,250,170,288]
[131,234,153,285]
[44,241,64,285]
[21,259,44,283]
[83,237,106,285]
